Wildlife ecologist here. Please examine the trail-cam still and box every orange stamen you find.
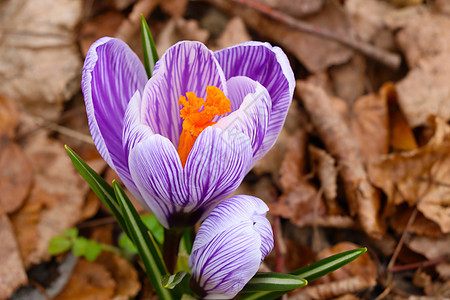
[177,86,231,167]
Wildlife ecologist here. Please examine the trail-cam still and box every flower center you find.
[177,86,231,167]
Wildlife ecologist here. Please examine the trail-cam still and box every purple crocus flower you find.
[82,37,294,229]
[189,195,274,299]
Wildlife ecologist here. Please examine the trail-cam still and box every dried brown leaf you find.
[280,130,307,191]
[0,212,27,300]
[160,0,189,17]
[10,132,87,267]
[256,0,324,18]
[0,95,19,138]
[367,118,450,233]
[297,80,383,239]
[0,141,33,213]
[407,234,450,260]
[309,145,340,214]
[157,18,209,55]
[390,208,443,237]
[215,17,251,50]
[54,259,116,300]
[394,13,450,127]
[0,0,82,119]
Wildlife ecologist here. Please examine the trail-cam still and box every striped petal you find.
[216,77,272,163]
[189,196,273,299]
[82,37,147,186]
[141,41,228,147]
[128,135,186,229]
[184,127,253,220]
[214,42,295,165]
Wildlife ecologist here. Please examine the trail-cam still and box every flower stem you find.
[163,229,183,274]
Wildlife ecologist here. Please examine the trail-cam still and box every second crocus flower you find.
[189,195,274,299]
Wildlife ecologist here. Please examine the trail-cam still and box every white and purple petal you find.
[82,37,147,189]
[214,42,295,165]
[184,127,253,220]
[141,41,228,147]
[189,196,274,299]
[215,77,272,161]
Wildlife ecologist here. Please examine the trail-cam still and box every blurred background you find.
[0,0,449,299]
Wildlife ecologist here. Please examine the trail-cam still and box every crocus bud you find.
[189,195,274,299]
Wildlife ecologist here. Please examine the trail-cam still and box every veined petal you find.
[190,222,261,299]
[215,77,272,160]
[141,41,228,147]
[191,195,269,253]
[214,42,295,165]
[121,91,154,208]
[82,37,147,184]
[184,127,253,218]
[128,135,186,228]
[189,196,273,299]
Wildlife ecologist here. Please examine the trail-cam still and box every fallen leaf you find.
[0,95,19,138]
[407,234,450,260]
[309,145,341,214]
[215,17,251,50]
[53,259,116,300]
[390,208,443,237]
[0,141,33,213]
[436,263,450,280]
[10,131,87,267]
[156,18,210,56]
[394,13,450,127]
[0,0,82,119]
[280,130,307,191]
[79,10,125,57]
[329,54,367,104]
[256,0,324,18]
[413,268,450,298]
[435,0,450,16]
[211,0,354,72]
[0,212,27,300]
[160,0,189,17]
[367,118,450,233]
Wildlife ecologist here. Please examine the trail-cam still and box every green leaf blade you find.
[141,15,159,78]
[163,271,189,290]
[113,181,173,300]
[64,145,129,238]
[241,273,307,293]
[48,237,72,255]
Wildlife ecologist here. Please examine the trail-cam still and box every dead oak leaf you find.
[368,118,450,233]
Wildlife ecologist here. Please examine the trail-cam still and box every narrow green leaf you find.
[240,248,367,300]
[113,181,173,300]
[64,145,129,237]
[48,237,72,255]
[241,273,307,293]
[141,14,159,78]
[291,247,367,282]
[182,228,194,255]
[72,237,88,257]
[84,240,103,261]
[141,214,164,244]
[162,271,189,290]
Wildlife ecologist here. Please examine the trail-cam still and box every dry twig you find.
[225,0,401,69]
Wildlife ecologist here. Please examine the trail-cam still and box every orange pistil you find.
[177,86,231,167]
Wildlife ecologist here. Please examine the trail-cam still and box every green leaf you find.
[48,237,72,255]
[241,273,307,293]
[84,239,103,261]
[65,145,130,238]
[61,228,79,239]
[182,228,193,255]
[141,214,164,244]
[141,14,159,78]
[119,233,138,255]
[113,181,173,300]
[162,271,189,290]
[72,237,88,257]
[291,247,367,282]
[240,247,367,300]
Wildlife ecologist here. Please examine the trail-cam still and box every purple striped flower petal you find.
[184,127,253,218]
[141,41,228,147]
[128,135,186,229]
[82,37,147,187]
[216,77,272,161]
[189,196,274,299]
[214,42,295,165]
